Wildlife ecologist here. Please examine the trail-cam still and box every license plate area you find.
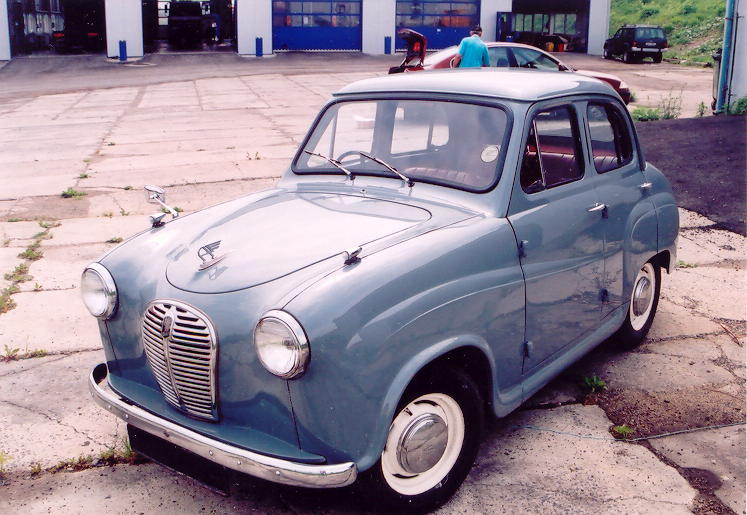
[127,424,231,496]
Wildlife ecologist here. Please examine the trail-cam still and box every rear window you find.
[636,27,665,39]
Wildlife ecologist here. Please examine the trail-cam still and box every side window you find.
[488,46,511,68]
[511,48,561,71]
[520,106,583,194]
[587,103,634,173]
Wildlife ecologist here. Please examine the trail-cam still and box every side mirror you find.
[145,184,166,204]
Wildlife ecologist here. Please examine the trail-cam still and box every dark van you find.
[604,25,668,63]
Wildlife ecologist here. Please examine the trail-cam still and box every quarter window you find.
[587,103,633,173]
[488,46,511,67]
[521,106,583,193]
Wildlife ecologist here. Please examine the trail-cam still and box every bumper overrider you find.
[89,363,357,488]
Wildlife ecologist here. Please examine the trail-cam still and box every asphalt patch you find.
[636,115,747,236]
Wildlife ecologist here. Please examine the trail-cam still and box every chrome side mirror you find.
[144,185,178,228]
[145,184,166,204]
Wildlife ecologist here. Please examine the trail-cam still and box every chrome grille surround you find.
[141,300,218,421]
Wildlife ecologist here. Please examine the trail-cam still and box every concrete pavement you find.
[0,63,744,514]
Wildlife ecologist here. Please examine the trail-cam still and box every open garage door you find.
[272,1,362,51]
[7,0,105,56]
[395,0,479,50]
[143,0,236,53]
[511,0,590,53]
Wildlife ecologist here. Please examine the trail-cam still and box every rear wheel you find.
[624,50,636,64]
[362,369,483,511]
[615,261,661,348]
[652,53,663,63]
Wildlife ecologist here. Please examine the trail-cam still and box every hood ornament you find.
[198,241,227,271]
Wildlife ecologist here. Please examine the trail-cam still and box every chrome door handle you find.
[587,203,607,212]
[639,182,653,190]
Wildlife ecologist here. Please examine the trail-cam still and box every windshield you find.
[295,99,509,191]
[423,46,458,66]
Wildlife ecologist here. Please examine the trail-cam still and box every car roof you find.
[335,69,616,102]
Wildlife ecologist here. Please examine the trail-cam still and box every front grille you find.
[141,300,218,421]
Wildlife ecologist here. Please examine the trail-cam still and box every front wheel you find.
[614,261,661,348]
[361,369,484,511]
[603,47,613,60]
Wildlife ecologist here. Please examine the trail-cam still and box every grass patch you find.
[582,375,608,393]
[7,218,22,222]
[611,424,636,440]
[610,0,725,64]
[106,237,123,244]
[61,188,87,199]
[677,260,698,268]
[632,106,661,122]
[727,96,747,115]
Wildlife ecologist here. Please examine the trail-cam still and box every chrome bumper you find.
[89,363,357,488]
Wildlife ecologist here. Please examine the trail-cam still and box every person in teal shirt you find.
[453,26,490,68]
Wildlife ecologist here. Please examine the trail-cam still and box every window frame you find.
[292,95,514,194]
[586,102,635,174]
[519,102,586,195]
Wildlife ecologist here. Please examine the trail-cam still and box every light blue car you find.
[84,69,678,511]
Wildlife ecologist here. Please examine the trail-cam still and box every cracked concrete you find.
[0,61,744,513]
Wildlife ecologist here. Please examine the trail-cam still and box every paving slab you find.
[441,405,696,514]
[0,351,123,474]
[640,335,728,361]
[45,218,146,247]
[20,243,111,292]
[665,266,747,322]
[650,425,746,514]
[648,298,722,340]
[0,221,42,241]
[0,290,100,354]
[0,247,24,290]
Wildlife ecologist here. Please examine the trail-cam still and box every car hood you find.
[163,190,472,294]
[574,69,623,88]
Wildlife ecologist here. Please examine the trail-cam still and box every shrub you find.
[631,106,661,122]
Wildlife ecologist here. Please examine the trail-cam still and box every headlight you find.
[81,263,117,319]
[254,310,309,379]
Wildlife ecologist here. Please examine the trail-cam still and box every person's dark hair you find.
[471,25,483,35]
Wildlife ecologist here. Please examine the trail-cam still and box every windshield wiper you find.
[357,151,414,187]
[304,150,354,180]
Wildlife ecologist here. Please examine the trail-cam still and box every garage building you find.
[1,0,612,60]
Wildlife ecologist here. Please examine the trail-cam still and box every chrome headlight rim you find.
[81,263,118,319]
[254,310,309,380]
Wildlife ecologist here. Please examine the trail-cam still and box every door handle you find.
[587,203,607,212]
[639,182,653,191]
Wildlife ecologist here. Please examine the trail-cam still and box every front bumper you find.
[89,363,357,488]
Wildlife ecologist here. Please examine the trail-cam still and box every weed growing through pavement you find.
[0,451,9,476]
[0,290,17,314]
[33,283,42,291]
[696,102,707,117]
[123,185,133,190]
[18,242,43,261]
[78,173,90,179]
[106,237,123,244]
[677,260,698,268]
[30,462,42,476]
[119,209,130,216]
[38,220,61,229]
[101,211,113,218]
[1,345,20,362]
[4,263,32,283]
[658,90,683,120]
[611,424,636,440]
[61,188,87,199]
[582,375,608,393]
[161,206,184,214]
[7,218,22,222]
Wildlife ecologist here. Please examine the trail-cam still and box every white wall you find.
[480,0,512,42]
[237,0,272,56]
[105,0,143,58]
[587,0,611,55]
[0,0,10,61]
[729,0,746,102]
[363,0,395,54]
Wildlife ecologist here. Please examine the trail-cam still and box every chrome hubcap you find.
[396,413,448,474]
[632,276,652,316]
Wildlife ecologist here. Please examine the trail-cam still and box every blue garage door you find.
[272,1,362,51]
[395,1,480,50]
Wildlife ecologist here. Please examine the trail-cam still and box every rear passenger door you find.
[508,103,606,373]
[584,100,655,316]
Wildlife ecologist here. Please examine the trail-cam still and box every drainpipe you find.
[715,0,737,113]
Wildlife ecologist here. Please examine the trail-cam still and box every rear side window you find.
[636,27,665,39]
[488,46,511,67]
[587,103,634,173]
[520,106,583,193]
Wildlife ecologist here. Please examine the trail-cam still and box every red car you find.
[412,42,631,104]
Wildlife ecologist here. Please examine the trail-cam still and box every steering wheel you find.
[337,150,364,163]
